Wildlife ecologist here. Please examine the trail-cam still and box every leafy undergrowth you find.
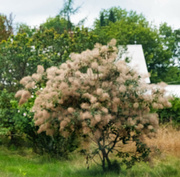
[0,145,180,177]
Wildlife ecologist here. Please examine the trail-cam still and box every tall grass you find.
[145,125,180,157]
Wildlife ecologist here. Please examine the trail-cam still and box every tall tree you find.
[109,10,116,23]
[93,7,180,83]
[100,12,106,27]
[15,23,36,37]
[0,13,13,42]
[40,15,68,34]
[59,0,81,30]
[0,27,98,91]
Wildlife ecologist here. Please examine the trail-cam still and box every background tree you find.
[59,0,81,30]
[0,33,34,91]
[93,7,180,83]
[0,26,98,92]
[148,23,180,83]
[15,23,36,37]
[109,10,116,23]
[0,13,13,42]
[100,12,106,27]
[40,15,68,34]
[174,28,180,65]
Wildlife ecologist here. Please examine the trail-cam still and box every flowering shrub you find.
[13,68,78,157]
[16,39,171,171]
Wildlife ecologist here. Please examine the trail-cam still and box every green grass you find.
[0,146,180,177]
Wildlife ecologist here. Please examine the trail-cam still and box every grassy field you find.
[0,126,180,177]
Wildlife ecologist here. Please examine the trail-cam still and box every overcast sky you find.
[0,0,180,29]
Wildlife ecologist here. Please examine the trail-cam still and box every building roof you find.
[116,45,150,83]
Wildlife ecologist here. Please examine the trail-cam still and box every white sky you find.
[0,0,180,29]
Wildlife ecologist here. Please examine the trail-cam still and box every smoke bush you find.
[16,39,171,171]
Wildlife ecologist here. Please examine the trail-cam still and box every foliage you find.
[0,13,13,42]
[0,33,36,91]
[32,27,97,67]
[157,97,180,125]
[16,40,171,171]
[94,7,146,29]
[0,89,19,146]
[0,69,78,155]
[15,23,36,37]
[100,12,106,27]
[109,10,116,23]
[0,27,98,92]
[93,7,180,83]
[40,15,69,34]
[59,0,81,30]
[12,98,78,157]
[5,71,78,156]
[0,25,98,151]
[153,23,180,84]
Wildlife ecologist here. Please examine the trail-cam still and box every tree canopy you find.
[93,7,180,83]
[40,15,69,34]
[0,26,98,92]
[59,0,81,30]
[0,13,13,42]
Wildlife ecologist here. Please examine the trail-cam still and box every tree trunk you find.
[106,155,112,170]
[98,130,112,171]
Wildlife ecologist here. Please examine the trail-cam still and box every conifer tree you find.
[100,12,106,27]
[59,0,81,30]
[109,10,116,23]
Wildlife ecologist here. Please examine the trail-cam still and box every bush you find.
[16,39,171,172]
[12,75,79,157]
[0,88,78,157]
[157,97,180,125]
[0,89,21,146]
